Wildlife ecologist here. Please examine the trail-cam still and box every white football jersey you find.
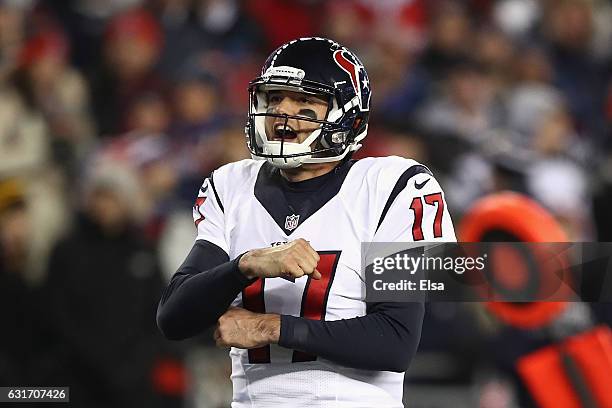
[193,156,456,407]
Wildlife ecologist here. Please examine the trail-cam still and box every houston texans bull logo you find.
[333,50,370,111]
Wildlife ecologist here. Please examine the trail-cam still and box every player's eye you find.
[269,94,282,104]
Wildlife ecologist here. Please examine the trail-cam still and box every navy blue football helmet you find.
[246,37,371,168]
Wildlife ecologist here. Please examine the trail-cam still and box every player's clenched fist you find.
[238,238,321,280]
[214,307,280,349]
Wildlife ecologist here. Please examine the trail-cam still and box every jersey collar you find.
[254,160,355,235]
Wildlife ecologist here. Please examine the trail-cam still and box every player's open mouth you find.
[273,123,298,140]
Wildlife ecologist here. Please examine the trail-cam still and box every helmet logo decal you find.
[333,50,362,107]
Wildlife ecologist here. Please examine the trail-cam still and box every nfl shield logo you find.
[284,214,300,231]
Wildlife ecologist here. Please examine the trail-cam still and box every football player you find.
[157,37,456,407]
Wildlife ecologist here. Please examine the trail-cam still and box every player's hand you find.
[214,307,280,349]
[238,238,321,280]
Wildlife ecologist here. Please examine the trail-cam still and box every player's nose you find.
[275,96,300,116]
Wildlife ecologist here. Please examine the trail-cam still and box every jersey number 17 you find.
[242,251,341,364]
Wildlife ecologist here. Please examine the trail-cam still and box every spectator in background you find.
[369,41,430,123]
[323,0,427,52]
[208,50,262,117]
[0,179,35,385]
[210,122,251,166]
[43,162,183,408]
[0,39,69,281]
[518,104,593,240]
[321,0,373,51]
[151,0,204,77]
[542,0,607,144]
[40,0,143,73]
[526,155,592,241]
[14,29,95,179]
[420,1,472,81]
[169,63,227,201]
[92,92,178,240]
[419,57,501,143]
[91,8,165,136]
[503,45,591,164]
[0,73,49,179]
[170,63,222,142]
[355,122,428,165]
[152,0,264,77]
[0,0,30,83]
[505,46,561,138]
[245,0,319,49]
[473,27,515,92]
[492,0,540,41]
[126,91,171,135]
[193,0,263,54]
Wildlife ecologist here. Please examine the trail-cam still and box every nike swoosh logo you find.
[415,178,430,190]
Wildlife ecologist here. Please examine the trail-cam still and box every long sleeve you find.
[157,239,253,340]
[279,301,424,372]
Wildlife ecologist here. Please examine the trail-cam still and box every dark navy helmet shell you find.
[246,37,371,169]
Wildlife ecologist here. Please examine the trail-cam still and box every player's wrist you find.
[258,313,281,344]
[238,250,258,279]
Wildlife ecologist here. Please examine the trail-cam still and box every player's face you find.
[264,90,329,144]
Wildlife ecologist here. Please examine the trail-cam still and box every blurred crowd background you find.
[0,0,611,407]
